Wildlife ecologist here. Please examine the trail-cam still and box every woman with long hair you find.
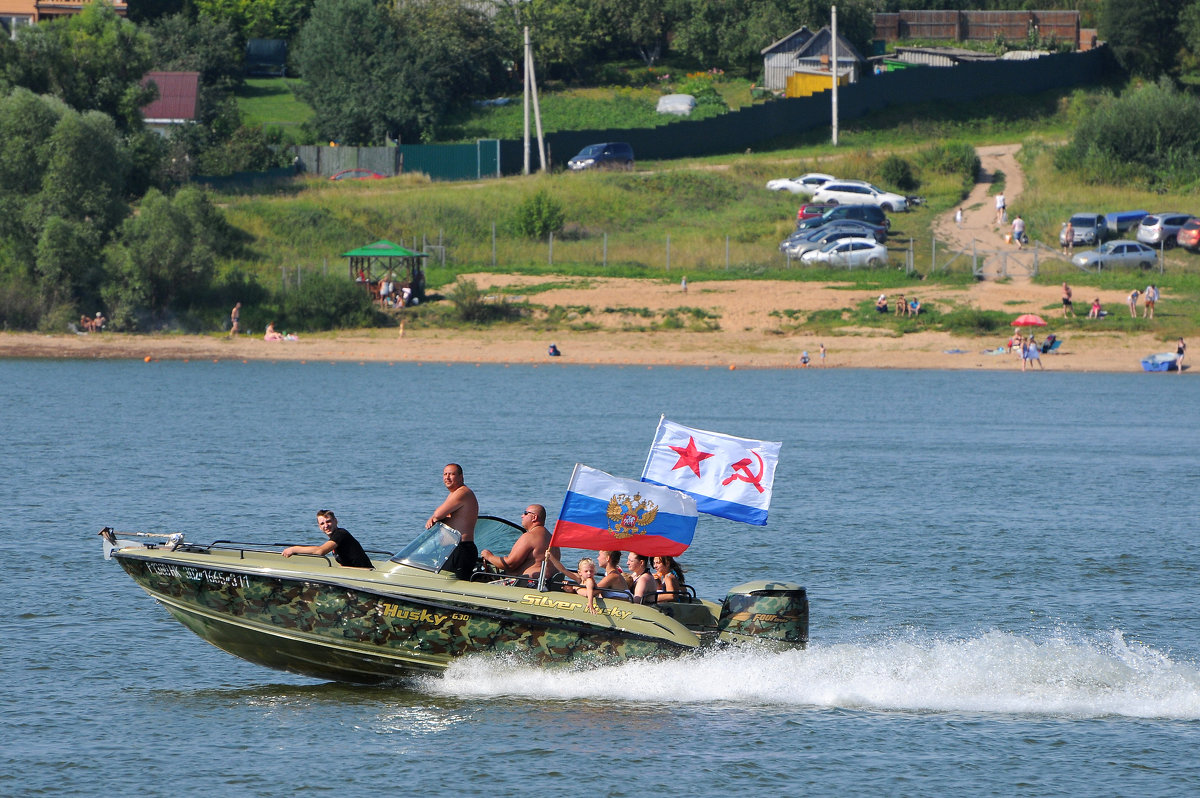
[652,555,686,602]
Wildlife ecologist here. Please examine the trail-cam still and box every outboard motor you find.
[716,581,808,649]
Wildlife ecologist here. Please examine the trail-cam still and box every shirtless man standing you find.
[427,463,479,579]
[481,504,558,577]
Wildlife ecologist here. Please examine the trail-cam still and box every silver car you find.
[783,228,875,258]
[1059,213,1107,247]
[1071,241,1158,270]
[1136,213,1194,247]
[800,237,889,268]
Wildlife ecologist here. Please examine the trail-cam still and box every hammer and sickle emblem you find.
[721,451,766,493]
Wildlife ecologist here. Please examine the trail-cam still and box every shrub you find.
[446,278,521,323]
[879,155,917,192]
[278,272,378,330]
[1055,79,1200,188]
[511,189,565,241]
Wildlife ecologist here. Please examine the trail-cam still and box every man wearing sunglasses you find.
[481,504,557,578]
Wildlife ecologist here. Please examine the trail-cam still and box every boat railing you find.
[201,539,395,568]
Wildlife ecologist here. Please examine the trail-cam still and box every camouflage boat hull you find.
[103,522,807,684]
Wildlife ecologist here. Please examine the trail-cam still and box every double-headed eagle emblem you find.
[606,492,659,539]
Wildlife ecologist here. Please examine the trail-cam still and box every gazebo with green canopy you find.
[343,239,428,302]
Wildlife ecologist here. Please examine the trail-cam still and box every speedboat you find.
[1141,353,1178,372]
[100,517,808,684]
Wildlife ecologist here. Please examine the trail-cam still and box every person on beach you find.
[1011,215,1026,248]
[427,463,479,579]
[819,342,826,366]
[1062,220,1074,255]
[1177,338,1186,374]
[481,504,556,578]
[1088,298,1101,319]
[282,510,372,568]
[264,322,283,341]
[1143,284,1158,319]
[800,351,810,367]
[875,294,888,313]
[228,302,241,337]
[955,208,963,227]
[995,192,1006,225]
[894,294,906,316]
[1127,289,1140,318]
[1062,283,1074,317]
[681,275,687,293]
[1025,336,1044,371]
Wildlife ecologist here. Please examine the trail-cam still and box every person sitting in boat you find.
[481,504,557,578]
[281,510,372,568]
[623,553,657,603]
[544,555,600,613]
[595,550,626,592]
[652,555,686,602]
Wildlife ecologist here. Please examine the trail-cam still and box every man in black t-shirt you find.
[282,509,372,568]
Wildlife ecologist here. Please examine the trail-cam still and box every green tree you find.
[295,0,505,144]
[195,0,314,42]
[102,187,235,327]
[1100,0,1186,78]
[293,0,405,144]
[146,12,245,95]
[4,2,156,132]
[1180,1,1200,74]
[597,0,677,66]
[35,216,103,310]
[490,0,610,81]
[672,0,875,75]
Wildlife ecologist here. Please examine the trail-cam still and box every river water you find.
[3,360,1198,796]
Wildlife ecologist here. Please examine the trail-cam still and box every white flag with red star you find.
[640,417,781,525]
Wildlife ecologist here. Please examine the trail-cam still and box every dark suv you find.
[795,204,890,233]
[567,142,634,171]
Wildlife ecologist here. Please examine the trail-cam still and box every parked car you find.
[782,227,883,258]
[1071,241,1158,270]
[1059,213,1107,247]
[1136,212,1194,247]
[800,237,889,268]
[795,204,891,233]
[567,142,634,171]
[1176,218,1200,251]
[811,181,908,212]
[780,220,886,254]
[797,202,837,222]
[766,173,835,195]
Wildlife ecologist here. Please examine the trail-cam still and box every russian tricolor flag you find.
[641,417,781,526]
[552,464,698,557]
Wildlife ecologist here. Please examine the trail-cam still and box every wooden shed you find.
[761,26,866,93]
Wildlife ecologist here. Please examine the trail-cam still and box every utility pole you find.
[523,27,547,173]
[831,5,839,147]
[523,26,530,174]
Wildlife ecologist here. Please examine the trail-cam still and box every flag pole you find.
[538,462,579,592]
[641,414,666,479]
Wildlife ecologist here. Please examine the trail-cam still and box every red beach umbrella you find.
[1011,314,1047,327]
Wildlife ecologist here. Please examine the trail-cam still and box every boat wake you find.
[423,629,1200,720]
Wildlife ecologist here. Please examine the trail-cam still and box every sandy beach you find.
[0,274,1176,372]
[2,144,1184,372]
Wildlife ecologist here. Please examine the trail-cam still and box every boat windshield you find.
[389,516,524,572]
[391,524,461,571]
